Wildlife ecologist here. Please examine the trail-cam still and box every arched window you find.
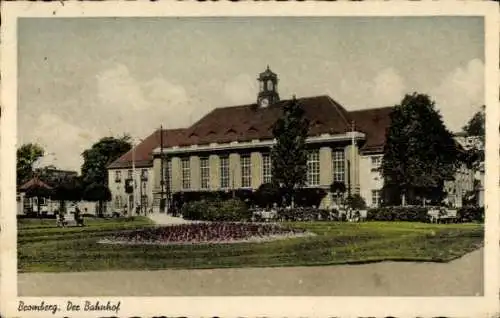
[267,80,274,91]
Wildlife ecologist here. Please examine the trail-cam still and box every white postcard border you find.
[1,2,499,317]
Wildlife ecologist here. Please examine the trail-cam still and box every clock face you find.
[260,98,269,107]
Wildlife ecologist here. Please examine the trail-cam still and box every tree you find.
[381,93,459,206]
[345,194,367,210]
[82,183,112,217]
[81,135,132,186]
[17,143,44,186]
[271,96,310,206]
[461,106,485,169]
[254,183,281,208]
[52,175,84,214]
[462,105,485,138]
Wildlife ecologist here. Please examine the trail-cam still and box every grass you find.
[17,217,484,273]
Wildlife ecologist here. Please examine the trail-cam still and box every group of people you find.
[56,205,85,227]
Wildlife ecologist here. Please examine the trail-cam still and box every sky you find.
[18,16,485,172]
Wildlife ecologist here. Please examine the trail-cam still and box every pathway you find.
[18,248,483,296]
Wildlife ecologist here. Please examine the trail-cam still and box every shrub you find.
[216,199,252,222]
[345,194,367,210]
[254,183,281,208]
[17,213,57,219]
[181,200,211,221]
[457,206,484,223]
[367,206,430,222]
[293,188,327,207]
[181,198,251,222]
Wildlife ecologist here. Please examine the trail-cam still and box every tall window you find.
[115,171,122,183]
[241,155,251,188]
[127,169,132,179]
[307,150,320,186]
[200,157,210,189]
[181,158,190,189]
[262,154,272,184]
[141,169,148,181]
[332,150,345,182]
[372,190,381,207]
[220,156,230,189]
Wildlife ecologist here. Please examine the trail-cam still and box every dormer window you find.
[248,126,258,133]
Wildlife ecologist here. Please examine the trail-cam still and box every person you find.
[56,211,66,227]
[74,205,84,226]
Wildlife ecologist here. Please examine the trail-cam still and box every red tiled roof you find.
[181,95,353,146]
[107,128,186,169]
[107,96,394,169]
[19,177,53,191]
[350,106,394,154]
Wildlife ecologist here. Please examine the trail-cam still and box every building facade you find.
[107,67,479,213]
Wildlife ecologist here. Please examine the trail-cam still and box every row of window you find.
[114,195,149,209]
[171,150,346,190]
[177,154,268,190]
[113,154,382,186]
[115,169,149,182]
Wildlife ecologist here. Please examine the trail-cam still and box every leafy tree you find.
[462,105,485,138]
[52,175,84,214]
[271,96,310,206]
[82,183,111,217]
[461,106,485,169]
[81,135,132,186]
[381,93,459,206]
[254,183,281,208]
[17,143,44,186]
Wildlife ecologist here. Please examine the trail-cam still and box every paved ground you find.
[18,248,483,296]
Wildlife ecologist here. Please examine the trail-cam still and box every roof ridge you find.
[325,95,351,127]
[106,129,159,169]
[349,106,395,113]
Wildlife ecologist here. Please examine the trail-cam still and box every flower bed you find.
[99,222,314,246]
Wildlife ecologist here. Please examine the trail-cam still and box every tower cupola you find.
[257,65,280,107]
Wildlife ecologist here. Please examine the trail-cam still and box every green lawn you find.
[17,217,484,273]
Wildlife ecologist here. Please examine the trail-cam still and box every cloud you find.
[431,59,484,132]
[29,113,100,171]
[96,64,149,112]
[222,73,259,106]
[94,63,198,136]
[337,67,406,109]
[370,68,406,106]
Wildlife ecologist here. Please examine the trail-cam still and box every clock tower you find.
[257,66,280,107]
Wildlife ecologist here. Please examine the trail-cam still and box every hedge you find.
[366,206,430,222]
[181,198,252,222]
[457,206,484,223]
[172,186,328,212]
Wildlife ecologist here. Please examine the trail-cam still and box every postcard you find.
[1,1,499,317]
